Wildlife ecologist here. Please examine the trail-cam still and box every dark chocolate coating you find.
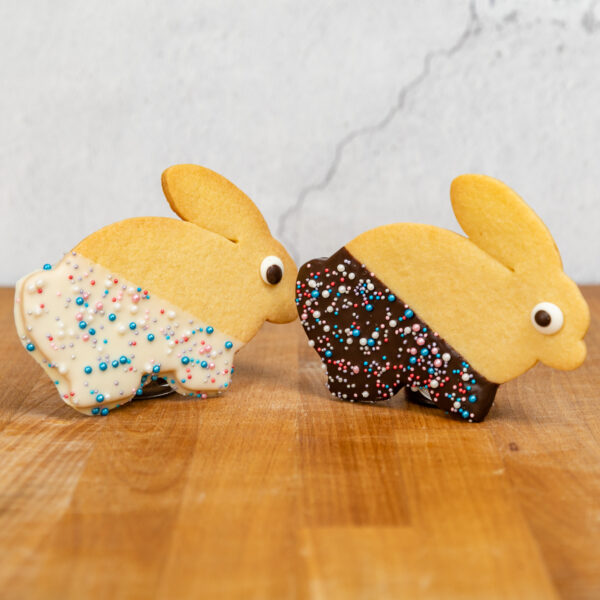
[296,247,499,422]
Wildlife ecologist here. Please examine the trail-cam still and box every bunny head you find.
[160,164,298,337]
[451,175,589,378]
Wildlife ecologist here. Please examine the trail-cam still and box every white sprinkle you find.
[372,331,379,339]
[308,279,317,288]
[130,305,138,314]
[313,311,321,319]
[348,273,355,280]
[362,391,369,398]
[337,264,345,272]
[367,283,374,291]
[453,401,462,409]
[462,373,470,381]
[308,340,315,347]
[389,320,397,328]
[338,285,346,293]
[167,310,176,319]
[359,338,367,346]
[117,324,127,335]
[442,353,451,362]
[430,380,439,389]
[321,290,330,299]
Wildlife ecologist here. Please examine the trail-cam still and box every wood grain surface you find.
[0,286,598,599]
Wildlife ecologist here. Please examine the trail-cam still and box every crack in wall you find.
[277,0,481,260]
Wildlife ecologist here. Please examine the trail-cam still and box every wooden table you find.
[0,286,598,599]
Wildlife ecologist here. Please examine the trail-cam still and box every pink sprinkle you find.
[209,363,215,370]
[416,337,425,346]
[410,347,417,355]
[82,334,89,341]
[434,359,442,368]
[301,313,308,320]
[352,366,360,374]
[95,301,103,310]
[412,324,421,332]
[75,312,83,321]
[132,294,140,303]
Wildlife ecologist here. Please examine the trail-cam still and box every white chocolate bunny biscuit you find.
[296,175,589,421]
[14,165,297,415]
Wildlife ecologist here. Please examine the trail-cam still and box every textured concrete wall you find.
[2,0,599,284]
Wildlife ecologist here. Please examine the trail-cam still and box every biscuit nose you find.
[268,295,298,324]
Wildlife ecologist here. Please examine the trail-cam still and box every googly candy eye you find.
[531,302,564,335]
[260,256,284,285]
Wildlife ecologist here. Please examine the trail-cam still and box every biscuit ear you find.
[161,164,270,243]
[450,174,562,271]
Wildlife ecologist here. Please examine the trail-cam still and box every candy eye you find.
[260,256,284,285]
[531,302,564,335]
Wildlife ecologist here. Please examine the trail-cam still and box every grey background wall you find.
[2,0,599,284]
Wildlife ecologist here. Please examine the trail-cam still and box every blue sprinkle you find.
[89,328,96,335]
[78,321,87,329]
[420,348,429,356]
[387,294,396,302]
[352,329,360,337]
[147,334,155,342]
[404,309,414,318]
[137,287,142,292]
[91,407,100,415]
[181,356,190,365]
[201,361,208,368]
[112,360,119,368]
[96,394,104,403]
[99,362,107,371]
[75,297,84,305]
[206,326,214,335]
[225,341,233,349]
[26,343,35,351]
[152,365,160,373]
[367,339,375,347]
[325,350,332,357]
[84,366,92,374]
[409,356,417,364]
[101,408,109,416]
[43,263,52,270]
[119,355,128,364]
[136,388,143,396]
[108,313,116,321]
[311,290,320,298]
[365,304,373,312]
[468,395,477,403]
[129,322,136,330]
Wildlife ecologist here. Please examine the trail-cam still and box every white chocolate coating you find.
[14,253,243,415]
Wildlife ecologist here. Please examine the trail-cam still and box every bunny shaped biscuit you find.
[14,165,297,415]
[296,175,589,422]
